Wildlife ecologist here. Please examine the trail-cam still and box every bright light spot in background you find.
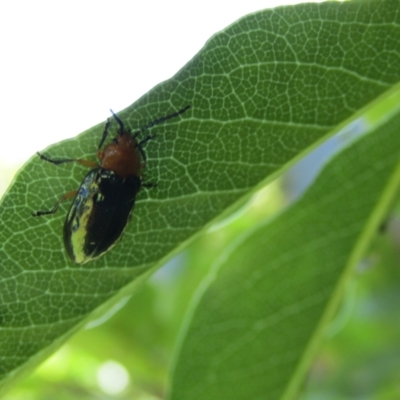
[0,0,327,169]
[97,360,130,395]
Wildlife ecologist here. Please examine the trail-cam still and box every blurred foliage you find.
[302,213,400,400]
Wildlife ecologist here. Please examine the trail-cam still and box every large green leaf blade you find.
[169,110,400,399]
[1,0,400,392]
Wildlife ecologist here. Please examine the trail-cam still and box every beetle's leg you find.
[32,190,77,217]
[137,146,146,161]
[136,134,156,161]
[142,182,157,189]
[37,152,98,168]
[132,105,191,138]
[98,117,111,149]
[138,135,156,146]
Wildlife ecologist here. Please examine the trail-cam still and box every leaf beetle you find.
[33,105,190,264]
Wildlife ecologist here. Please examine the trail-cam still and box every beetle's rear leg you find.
[32,190,77,217]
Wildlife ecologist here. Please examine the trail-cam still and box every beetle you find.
[32,105,190,264]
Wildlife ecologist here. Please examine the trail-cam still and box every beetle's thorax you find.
[98,133,142,178]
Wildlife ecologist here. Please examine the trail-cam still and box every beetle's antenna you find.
[132,105,190,138]
[110,109,125,134]
[98,118,111,150]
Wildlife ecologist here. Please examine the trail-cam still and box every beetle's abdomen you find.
[63,168,141,264]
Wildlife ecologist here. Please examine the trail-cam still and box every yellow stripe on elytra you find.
[67,172,100,263]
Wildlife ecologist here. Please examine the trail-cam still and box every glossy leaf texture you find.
[0,0,400,394]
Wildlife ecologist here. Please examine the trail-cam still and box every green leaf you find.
[169,103,400,400]
[1,0,400,394]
